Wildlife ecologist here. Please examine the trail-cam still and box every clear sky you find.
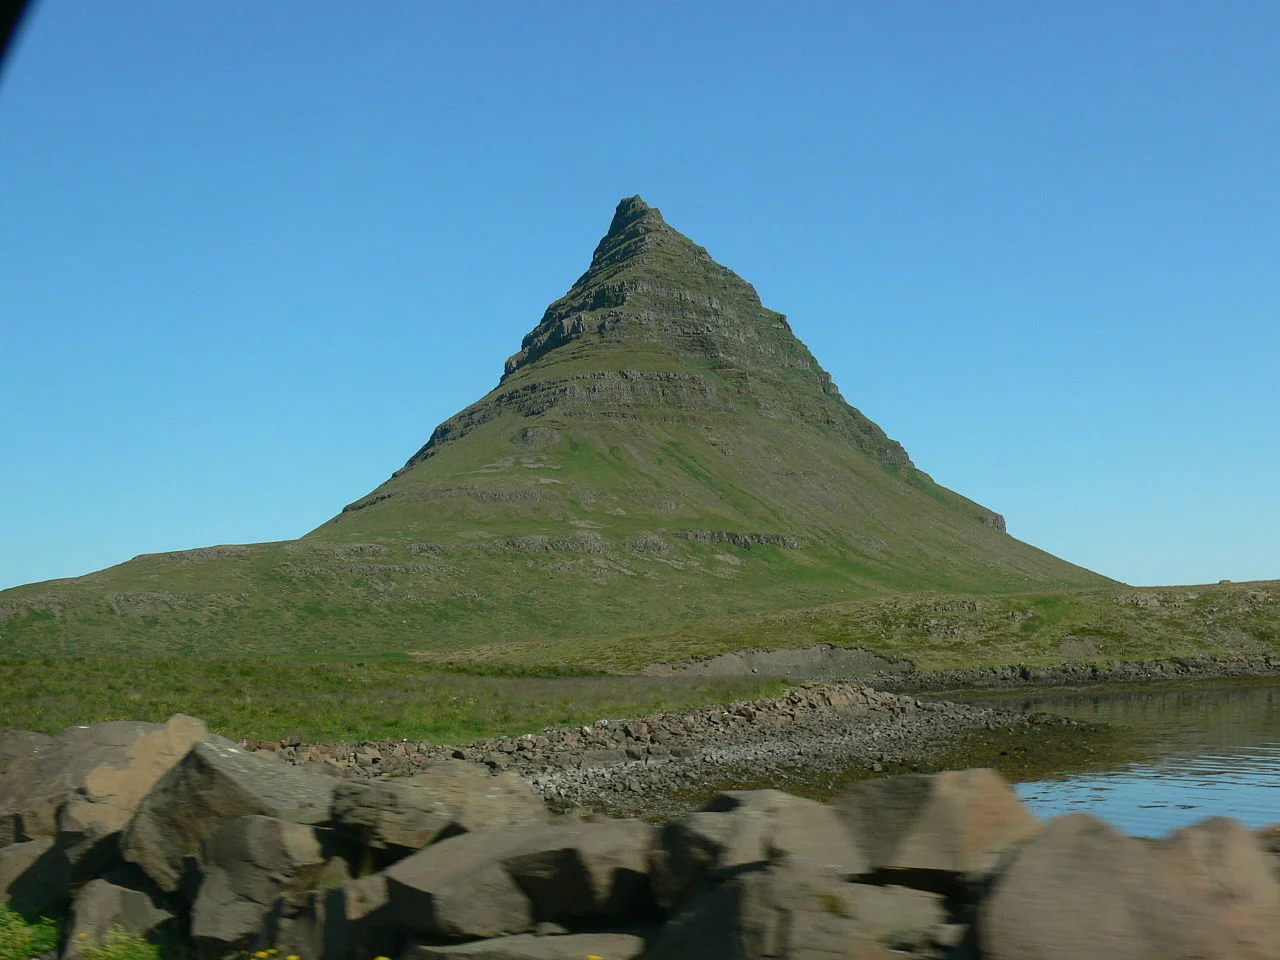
[1,1,1276,591]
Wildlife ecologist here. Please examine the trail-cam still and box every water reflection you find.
[952,678,1280,837]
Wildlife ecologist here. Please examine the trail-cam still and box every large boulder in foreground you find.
[63,878,173,958]
[643,859,894,960]
[650,789,867,909]
[385,819,654,939]
[188,815,346,955]
[121,740,335,892]
[331,761,549,861]
[832,767,1037,882]
[0,715,213,875]
[0,835,70,917]
[978,813,1280,960]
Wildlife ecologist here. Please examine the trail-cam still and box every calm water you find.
[954,678,1280,837]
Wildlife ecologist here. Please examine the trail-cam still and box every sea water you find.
[954,678,1280,837]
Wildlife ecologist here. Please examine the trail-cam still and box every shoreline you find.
[265,682,1102,819]
[257,655,1280,818]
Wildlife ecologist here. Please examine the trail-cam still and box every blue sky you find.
[1,1,1276,591]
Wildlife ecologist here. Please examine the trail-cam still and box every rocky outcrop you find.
[3,713,1278,959]
[121,739,335,892]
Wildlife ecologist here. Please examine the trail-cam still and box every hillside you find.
[0,197,1110,659]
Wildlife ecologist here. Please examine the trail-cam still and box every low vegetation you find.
[421,579,1280,673]
[0,907,59,960]
[0,658,785,744]
[0,908,161,960]
[1,580,1274,745]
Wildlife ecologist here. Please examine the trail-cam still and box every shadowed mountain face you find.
[0,198,1112,658]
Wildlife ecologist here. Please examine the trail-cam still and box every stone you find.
[978,813,1280,960]
[0,731,53,776]
[0,836,70,918]
[645,860,895,960]
[0,714,212,874]
[832,768,1037,882]
[501,820,654,923]
[842,883,946,951]
[649,810,769,909]
[121,740,335,892]
[317,873,395,960]
[331,761,547,861]
[404,932,647,960]
[385,819,656,939]
[384,829,532,940]
[651,790,866,910]
[63,879,173,958]
[188,815,333,954]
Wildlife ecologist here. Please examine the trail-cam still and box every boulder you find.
[318,873,396,960]
[502,820,654,922]
[0,715,213,870]
[842,883,947,952]
[404,932,648,960]
[643,860,894,960]
[121,740,335,892]
[385,820,655,939]
[331,761,548,861]
[651,790,866,909]
[978,813,1280,960]
[1160,816,1280,954]
[652,809,770,907]
[385,830,532,940]
[0,836,70,918]
[1256,822,1280,879]
[63,879,173,958]
[188,815,343,955]
[0,730,53,776]
[832,768,1037,883]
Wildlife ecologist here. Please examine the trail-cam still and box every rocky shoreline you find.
[3,714,1279,959]
[253,683,1091,819]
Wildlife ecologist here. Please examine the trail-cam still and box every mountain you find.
[0,198,1112,659]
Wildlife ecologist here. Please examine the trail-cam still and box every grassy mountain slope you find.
[0,197,1110,659]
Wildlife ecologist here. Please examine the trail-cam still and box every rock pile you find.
[4,714,1279,959]
[252,683,1076,818]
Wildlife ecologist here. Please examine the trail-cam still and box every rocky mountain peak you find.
[582,195,678,281]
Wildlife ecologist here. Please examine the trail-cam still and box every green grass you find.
[76,929,161,960]
[0,907,59,960]
[0,658,787,743]
[5,580,1270,744]
[418,579,1280,674]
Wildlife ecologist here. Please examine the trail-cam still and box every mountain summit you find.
[0,198,1110,657]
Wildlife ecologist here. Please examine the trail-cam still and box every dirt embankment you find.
[641,643,1280,691]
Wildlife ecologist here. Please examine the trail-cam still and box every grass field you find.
[0,657,786,744]
[414,578,1280,673]
[2,579,1274,744]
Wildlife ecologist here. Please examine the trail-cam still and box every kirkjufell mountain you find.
[0,198,1110,657]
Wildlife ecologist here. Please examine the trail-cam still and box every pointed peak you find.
[586,195,677,276]
[606,195,664,235]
